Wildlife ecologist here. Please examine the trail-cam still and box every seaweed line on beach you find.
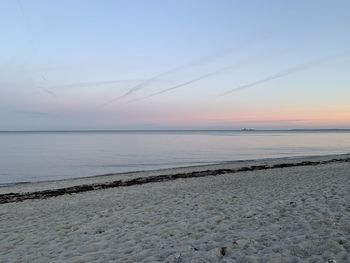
[1,157,350,204]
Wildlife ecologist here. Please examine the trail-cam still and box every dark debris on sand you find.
[1,157,349,204]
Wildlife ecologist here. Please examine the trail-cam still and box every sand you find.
[0,155,349,262]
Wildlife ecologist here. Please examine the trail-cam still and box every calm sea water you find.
[0,130,349,184]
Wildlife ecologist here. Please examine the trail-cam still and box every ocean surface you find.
[0,130,350,184]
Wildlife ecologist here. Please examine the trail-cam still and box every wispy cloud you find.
[220,51,349,96]
[127,50,285,103]
[50,79,143,90]
[34,79,144,97]
[37,86,57,98]
[128,61,252,103]
[104,35,270,105]
[35,75,57,98]
[8,109,54,118]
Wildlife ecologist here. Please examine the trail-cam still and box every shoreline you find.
[1,152,349,262]
[1,153,350,204]
[2,152,350,188]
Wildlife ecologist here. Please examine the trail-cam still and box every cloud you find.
[127,50,285,102]
[6,109,55,118]
[104,35,269,105]
[128,62,249,102]
[37,86,57,98]
[50,79,143,90]
[220,51,349,96]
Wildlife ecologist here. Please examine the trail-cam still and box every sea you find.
[0,130,350,184]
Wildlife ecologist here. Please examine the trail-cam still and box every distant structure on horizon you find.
[241,128,256,131]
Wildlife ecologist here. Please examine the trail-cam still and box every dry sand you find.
[0,155,349,262]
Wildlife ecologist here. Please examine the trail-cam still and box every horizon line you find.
[1,128,350,133]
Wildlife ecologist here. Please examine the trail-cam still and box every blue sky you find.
[0,0,349,130]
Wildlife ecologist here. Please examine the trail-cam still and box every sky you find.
[0,0,349,130]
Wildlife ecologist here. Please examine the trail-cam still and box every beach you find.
[2,0,350,262]
[0,154,349,262]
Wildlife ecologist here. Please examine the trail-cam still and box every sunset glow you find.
[1,0,349,130]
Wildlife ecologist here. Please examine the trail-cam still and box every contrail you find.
[128,62,251,103]
[220,51,349,96]
[36,75,57,98]
[127,50,287,103]
[105,62,218,104]
[37,86,57,98]
[105,35,270,105]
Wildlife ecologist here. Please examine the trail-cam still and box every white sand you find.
[0,156,349,262]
